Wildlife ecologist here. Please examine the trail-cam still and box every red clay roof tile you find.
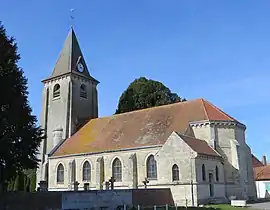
[177,133,220,157]
[254,165,270,181]
[52,98,240,157]
[201,99,239,122]
[252,154,264,168]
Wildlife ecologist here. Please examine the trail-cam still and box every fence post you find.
[138,205,140,210]
[154,205,157,210]
[175,203,177,210]
[124,204,126,210]
[166,204,168,210]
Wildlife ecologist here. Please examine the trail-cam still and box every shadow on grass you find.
[128,207,220,210]
[247,198,270,204]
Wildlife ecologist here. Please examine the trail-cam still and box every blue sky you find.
[1,0,270,159]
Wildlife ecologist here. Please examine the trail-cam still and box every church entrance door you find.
[209,173,214,197]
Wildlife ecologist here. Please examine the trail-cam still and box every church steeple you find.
[37,27,99,190]
[43,28,98,83]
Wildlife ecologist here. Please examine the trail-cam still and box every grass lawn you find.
[207,204,249,210]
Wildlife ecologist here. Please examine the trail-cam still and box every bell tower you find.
[36,28,99,188]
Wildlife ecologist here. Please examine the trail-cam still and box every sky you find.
[1,0,270,160]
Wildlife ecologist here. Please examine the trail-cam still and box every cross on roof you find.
[142,177,149,189]
[109,176,116,190]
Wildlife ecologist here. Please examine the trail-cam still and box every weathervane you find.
[70,8,75,29]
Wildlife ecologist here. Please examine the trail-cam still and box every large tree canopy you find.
[0,22,43,188]
[115,77,186,114]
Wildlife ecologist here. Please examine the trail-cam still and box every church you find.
[36,28,257,206]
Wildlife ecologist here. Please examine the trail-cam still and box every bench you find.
[231,200,247,207]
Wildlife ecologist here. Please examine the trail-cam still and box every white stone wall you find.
[48,147,161,191]
[48,132,206,206]
[191,121,257,200]
[70,76,98,135]
[156,132,197,183]
[37,76,71,188]
[235,127,257,199]
[195,157,225,203]
[155,132,198,206]
[47,121,257,205]
[191,124,212,144]
[44,77,71,151]
[37,75,98,189]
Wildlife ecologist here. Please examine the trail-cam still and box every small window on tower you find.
[53,84,60,98]
[80,84,87,98]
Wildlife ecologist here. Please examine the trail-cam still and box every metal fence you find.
[58,205,216,210]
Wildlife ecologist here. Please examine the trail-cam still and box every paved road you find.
[249,202,270,209]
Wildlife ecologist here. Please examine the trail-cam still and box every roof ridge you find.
[68,28,72,76]
[177,132,206,142]
[201,98,210,120]
[103,98,203,119]
[201,99,238,122]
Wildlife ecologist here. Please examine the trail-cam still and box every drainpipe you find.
[191,179,194,206]
[190,157,195,206]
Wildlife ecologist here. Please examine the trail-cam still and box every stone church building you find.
[36,29,257,206]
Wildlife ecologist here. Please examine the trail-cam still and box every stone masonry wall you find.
[191,121,257,200]
[48,132,200,206]
[195,157,225,203]
[48,146,160,191]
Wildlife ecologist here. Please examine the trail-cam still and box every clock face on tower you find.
[77,62,84,73]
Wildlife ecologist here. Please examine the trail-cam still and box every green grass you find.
[207,204,249,210]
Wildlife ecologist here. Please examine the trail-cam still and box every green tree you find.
[115,77,186,114]
[29,169,36,192]
[13,172,25,191]
[7,179,14,191]
[24,168,36,192]
[0,22,44,191]
[6,169,35,192]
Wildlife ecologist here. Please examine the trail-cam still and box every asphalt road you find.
[249,202,270,209]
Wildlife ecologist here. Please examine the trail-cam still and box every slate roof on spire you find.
[43,28,98,83]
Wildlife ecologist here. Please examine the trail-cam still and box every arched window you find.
[57,163,64,184]
[82,161,91,181]
[53,84,60,98]
[172,164,179,181]
[147,155,157,179]
[112,158,122,182]
[216,165,219,182]
[80,84,87,98]
[202,164,206,181]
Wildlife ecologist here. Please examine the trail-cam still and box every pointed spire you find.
[45,28,98,83]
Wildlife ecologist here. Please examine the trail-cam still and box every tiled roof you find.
[252,154,264,168]
[254,165,270,181]
[177,133,220,157]
[201,99,238,122]
[51,98,240,157]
